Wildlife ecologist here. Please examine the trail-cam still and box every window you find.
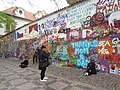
[19,10,23,15]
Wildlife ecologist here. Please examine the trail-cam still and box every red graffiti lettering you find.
[108,4,114,11]
[97,4,120,14]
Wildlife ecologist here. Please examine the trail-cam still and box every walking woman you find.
[33,47,39,64]
[38,45,50,81]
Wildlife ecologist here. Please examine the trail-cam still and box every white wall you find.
[0,17,31,36]
[14,17,31,29]
[0,28,5,35]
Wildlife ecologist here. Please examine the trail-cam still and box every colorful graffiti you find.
[0,0,120,75]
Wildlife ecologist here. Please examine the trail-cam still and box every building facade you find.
[0,7,47,35]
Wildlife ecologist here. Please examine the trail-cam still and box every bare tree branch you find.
[51,0,60,10]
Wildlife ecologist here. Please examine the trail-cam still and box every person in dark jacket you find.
[38,45,50,81]
[19,56,29,68]
[84,60,97,76]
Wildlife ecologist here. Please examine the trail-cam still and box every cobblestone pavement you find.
[0,58,120,90]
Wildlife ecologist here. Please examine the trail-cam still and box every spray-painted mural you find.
[0,0,120,75]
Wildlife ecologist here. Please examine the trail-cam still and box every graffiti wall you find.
[0,0,120,75]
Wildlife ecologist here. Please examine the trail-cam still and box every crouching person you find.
[19,56,29,68]
[84,60,97,76]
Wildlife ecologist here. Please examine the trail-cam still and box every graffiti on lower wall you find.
[0,0,120,75]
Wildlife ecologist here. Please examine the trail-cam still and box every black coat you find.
[86,62,97,75]
[38,49,50,69]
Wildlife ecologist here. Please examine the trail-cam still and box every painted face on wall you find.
[108,11,120,30]
[90,12,104,26]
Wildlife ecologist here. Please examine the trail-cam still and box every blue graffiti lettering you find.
[71,40,98,68]
[71,40,98,48]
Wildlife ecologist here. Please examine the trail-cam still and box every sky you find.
[0,0,69,14]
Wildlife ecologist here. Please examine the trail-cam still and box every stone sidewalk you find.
[0,58,120,90]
